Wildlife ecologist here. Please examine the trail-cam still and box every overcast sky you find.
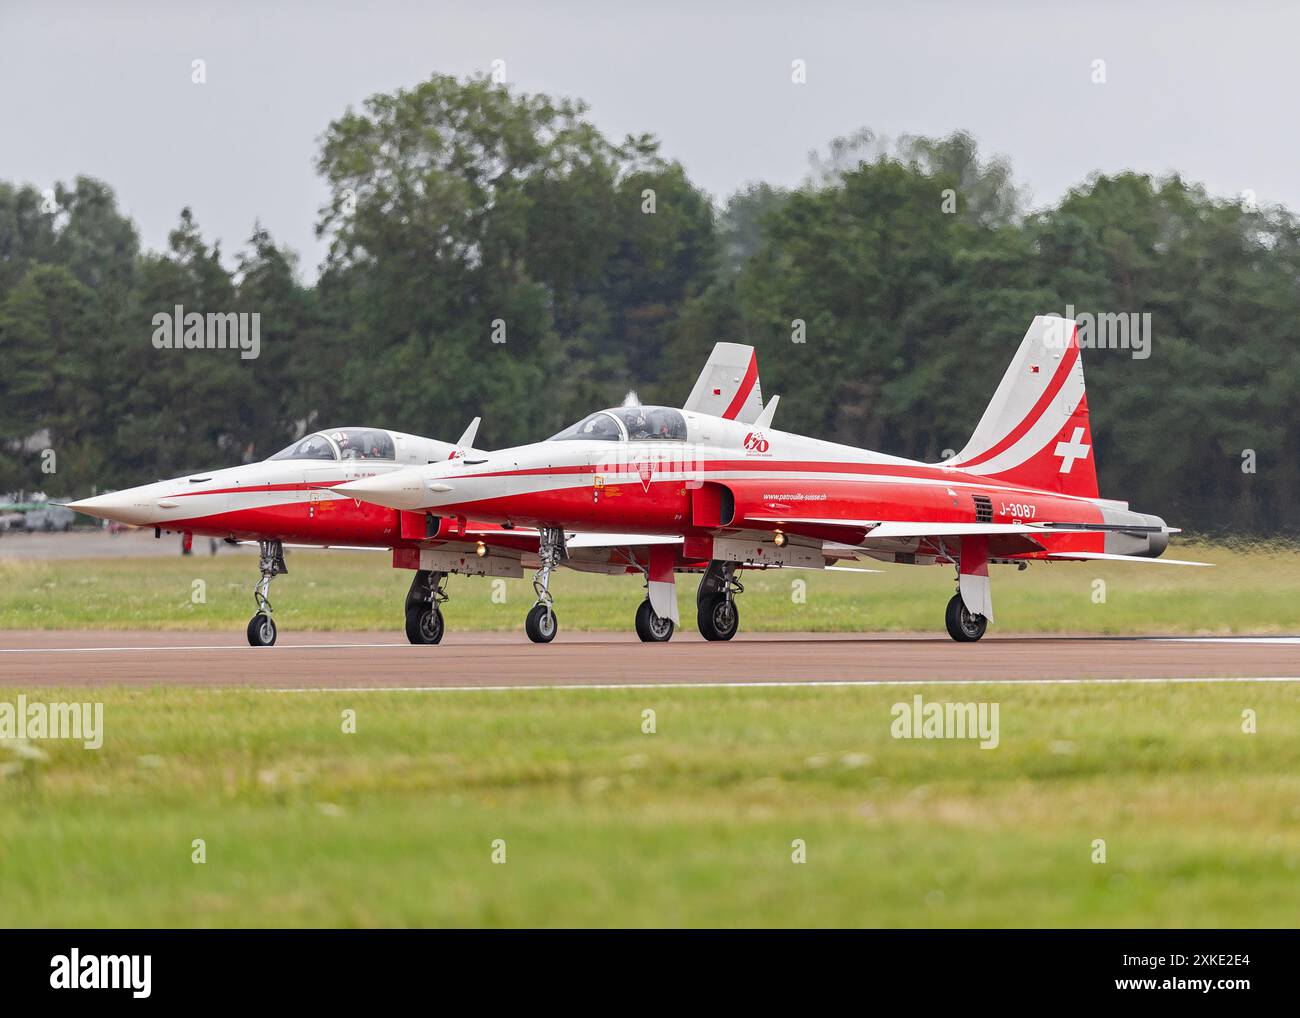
[4,1,1296,279]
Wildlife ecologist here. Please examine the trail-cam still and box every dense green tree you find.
[314,74,716,444]
[0,81,1295,534]
[0,182,61,300]
[0,264,106,491]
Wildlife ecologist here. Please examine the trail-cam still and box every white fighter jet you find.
[67,343,773,646]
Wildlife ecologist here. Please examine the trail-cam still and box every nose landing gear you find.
[246,539,287,647]
[404,569,448,645]
[525,527,566,643]
[696,560,742,641]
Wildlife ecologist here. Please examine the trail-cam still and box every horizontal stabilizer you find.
[1042,551,1212,566]
[743,517,1122,540]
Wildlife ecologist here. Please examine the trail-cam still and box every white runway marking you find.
[1154,637,1300,644]
[2,635,1296,654]
[0,642,411,654]
[260,676,1300,693]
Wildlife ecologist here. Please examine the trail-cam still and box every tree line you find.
[1,74,1295,534]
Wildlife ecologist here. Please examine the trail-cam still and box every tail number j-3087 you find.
[1000,502,1036,520]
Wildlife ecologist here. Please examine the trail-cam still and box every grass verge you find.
[2,681,1297,926]
[1,539,1296,635]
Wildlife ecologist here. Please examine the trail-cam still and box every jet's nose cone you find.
[331,472,443,512]
[66,491,156,526]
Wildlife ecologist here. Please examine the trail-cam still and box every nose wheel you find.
[246,539,286,647]
[246,613,277,647]
[525,603,558,643]
[525,527,566,643]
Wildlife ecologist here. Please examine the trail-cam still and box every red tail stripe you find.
[959,330,1080,469]
[721,351,759,420]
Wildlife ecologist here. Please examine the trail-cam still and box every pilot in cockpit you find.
[333,431,356,459]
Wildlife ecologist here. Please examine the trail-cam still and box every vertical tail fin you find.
[947,315,1098,498]
[682,342,764,423]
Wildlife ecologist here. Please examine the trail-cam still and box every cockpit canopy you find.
[268,428,397,462]
[548,406,687,442]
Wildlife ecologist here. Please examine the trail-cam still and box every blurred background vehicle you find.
[23,503,75,531]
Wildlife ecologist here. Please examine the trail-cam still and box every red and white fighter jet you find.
[66,343,770,646]
[335,316,1208,643]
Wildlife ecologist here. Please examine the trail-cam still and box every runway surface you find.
[0,630,1297,689]
[0,529,257,560]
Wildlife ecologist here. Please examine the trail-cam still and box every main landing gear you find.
[635,598,674,643]
[246,539,287,647]
[944,592,987,643]
[696,560,741,641]
[405,569,448,645]
[525,526,565,643]
[631,551,675,643]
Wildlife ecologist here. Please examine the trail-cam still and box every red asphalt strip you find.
[0,631,1296,688]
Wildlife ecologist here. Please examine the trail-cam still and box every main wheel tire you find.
[697,593,739,641]
[246,613,277,647]
[635,599,674,642]
[525,603,558,644]
[944,593,987,642]
[405,604,444,645]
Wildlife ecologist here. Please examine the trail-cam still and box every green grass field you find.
[1,539,1297,634]
[1,682,1298,927]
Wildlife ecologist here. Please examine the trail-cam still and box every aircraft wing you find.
[564,532,685,548]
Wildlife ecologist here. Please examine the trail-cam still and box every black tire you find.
[525,603,558,644]
[945,593,987,642]
[634,599,674,642]
[246,613,277,647]
[697,593,739,641]
[405,604,444,645]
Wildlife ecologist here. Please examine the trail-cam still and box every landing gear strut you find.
[246,539,286,647]
[696,560,741,641]
[405,569,447,645]
[525,527,565,643]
